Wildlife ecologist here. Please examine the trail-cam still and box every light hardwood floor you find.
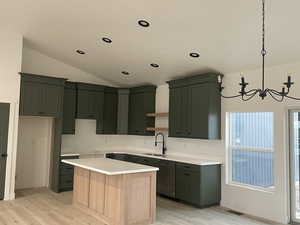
[0,188,280,225]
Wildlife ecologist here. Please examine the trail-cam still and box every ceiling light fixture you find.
[76,50,86,55]
[150,63,159,68]
[102,37,112,43]
[219,0,299,101]
[138,20,150,27]
[122,71,130,76]
[189,52,200,58]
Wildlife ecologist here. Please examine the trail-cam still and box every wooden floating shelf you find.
[146,112,169,117]
[146,127,168,131]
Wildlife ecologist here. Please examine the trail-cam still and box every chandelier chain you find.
[262,0,265,56]
[261,0,266,91]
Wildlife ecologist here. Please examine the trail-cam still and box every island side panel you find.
[73,167,90,207]
[104,175,123,225]
[124,171,157,225]
[89,171,106,215]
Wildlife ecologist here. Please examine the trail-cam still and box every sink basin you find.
[143,153,166,157]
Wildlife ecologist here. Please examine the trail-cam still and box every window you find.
[228,112,274,189]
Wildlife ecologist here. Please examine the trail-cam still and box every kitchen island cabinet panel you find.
[89,172,106,216]
[66,159,158,225]
[73,167,90,207]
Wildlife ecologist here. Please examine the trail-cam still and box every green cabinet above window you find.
[168,73,221,139]
[19,73,66,117]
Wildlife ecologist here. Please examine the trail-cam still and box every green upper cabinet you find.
[19,73,66,117]
[117,89,130,134]
[96,87,118,134]
[62,82,77,134]
[168,73,221,139]
[76,83,104,120]
[128,86,156,136]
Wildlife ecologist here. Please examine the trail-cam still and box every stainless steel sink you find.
[143,153,166,157]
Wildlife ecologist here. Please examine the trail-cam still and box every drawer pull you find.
[184,173,190,176]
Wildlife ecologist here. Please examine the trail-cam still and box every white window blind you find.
[228,112,274,188]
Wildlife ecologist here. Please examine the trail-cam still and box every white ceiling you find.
[2,0,300,86]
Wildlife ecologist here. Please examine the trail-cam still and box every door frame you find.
[0,103,10,200]
[288,108,300,224]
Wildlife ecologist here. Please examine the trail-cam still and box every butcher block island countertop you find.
[62,158,159,225]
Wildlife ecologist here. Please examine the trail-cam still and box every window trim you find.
[226,112,275,191]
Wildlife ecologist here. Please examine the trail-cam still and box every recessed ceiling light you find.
[76,50,86,55]
[122,71,130,76]
[189,52,200,58]
[102,37,112,43]
[150,63,159,68]
[138,20,150,27]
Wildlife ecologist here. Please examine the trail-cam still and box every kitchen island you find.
[62,158,159,225]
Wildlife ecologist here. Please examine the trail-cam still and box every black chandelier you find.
[218,0,300,102]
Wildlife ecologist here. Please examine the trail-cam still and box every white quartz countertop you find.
[61,153,80,157]
[62,158,159,175]
[61,151,222,166]
[116,152,222,166]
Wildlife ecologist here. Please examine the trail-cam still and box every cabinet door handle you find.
[184,173,190,176]
[1,154,8,158]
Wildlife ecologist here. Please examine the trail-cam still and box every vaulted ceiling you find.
[2,0,300,86]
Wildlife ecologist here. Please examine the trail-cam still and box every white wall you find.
[21,46,114,86]
[0,30,23,200]
[16,46,116,189]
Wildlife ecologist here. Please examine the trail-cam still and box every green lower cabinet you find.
[59,155,79,192]
[124,155,141,163]
[175,168,201,205]
[175,163,221,208]
[106,153,128,161]
[157,160,176,198]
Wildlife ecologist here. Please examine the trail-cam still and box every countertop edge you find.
[61,151,222,166]
[61,153,80,157]
[62,159,159,176]
[104,152,222,166]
